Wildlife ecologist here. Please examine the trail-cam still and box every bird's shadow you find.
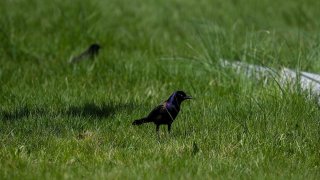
[1,102,137,121]
[65,102,135,118]
[1,106,48,121]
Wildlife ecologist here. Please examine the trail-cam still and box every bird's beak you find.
[184,95,193,100]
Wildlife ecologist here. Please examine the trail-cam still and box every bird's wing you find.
[69,49,90,63]
[147,102,167,120]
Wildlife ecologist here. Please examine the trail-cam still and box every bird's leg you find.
[156,124,160,140]
[167,124,172,134]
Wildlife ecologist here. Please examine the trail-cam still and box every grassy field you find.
[1,0,320,179]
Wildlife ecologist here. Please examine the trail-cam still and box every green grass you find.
[1,0,320,179]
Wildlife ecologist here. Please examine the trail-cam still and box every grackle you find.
[132,91,192,137]
[69,43,101,63]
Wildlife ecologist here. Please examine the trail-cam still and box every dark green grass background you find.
[1,0,320,179]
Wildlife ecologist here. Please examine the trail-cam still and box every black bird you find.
[132,91,192,137]
[69,43,101,63]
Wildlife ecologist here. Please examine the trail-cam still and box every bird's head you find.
[168,91,192,104]
[88,43,101,55]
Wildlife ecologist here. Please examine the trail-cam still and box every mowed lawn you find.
[1,0,320,179]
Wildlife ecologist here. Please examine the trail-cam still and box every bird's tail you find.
[132,117,151,125]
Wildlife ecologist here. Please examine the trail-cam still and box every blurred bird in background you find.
[69,43,100,63]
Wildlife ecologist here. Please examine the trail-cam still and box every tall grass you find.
[0,0,319,179]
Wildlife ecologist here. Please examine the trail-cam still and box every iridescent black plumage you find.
[69,43,101,63]
[132,91,192,137]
